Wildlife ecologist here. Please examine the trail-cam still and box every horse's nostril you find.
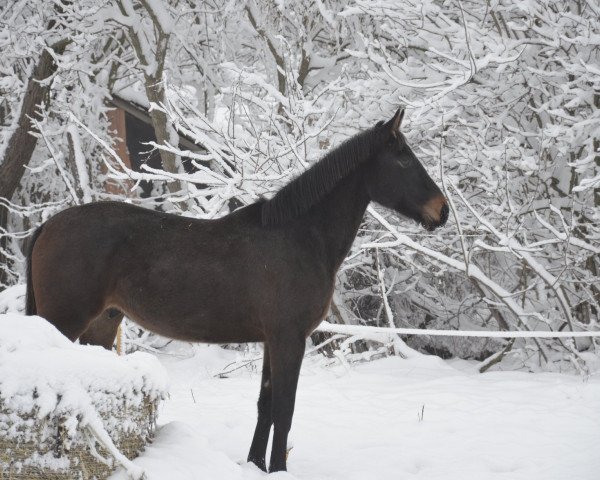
[440,203,449,224]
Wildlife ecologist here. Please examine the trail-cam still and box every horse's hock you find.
[0,313,168,479]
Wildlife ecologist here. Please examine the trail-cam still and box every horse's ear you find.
[383,108,405,138]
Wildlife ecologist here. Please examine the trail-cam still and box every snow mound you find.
[0,284,25,315]
[0,313,169,478]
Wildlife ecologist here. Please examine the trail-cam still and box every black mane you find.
[261,126,381,226]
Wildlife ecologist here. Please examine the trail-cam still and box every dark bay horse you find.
[26,109,448,472]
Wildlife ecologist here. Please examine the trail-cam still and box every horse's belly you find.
[118,297,264,344]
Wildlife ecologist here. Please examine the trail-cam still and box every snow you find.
[0,284,25,315]
[0,314,168,476]
[0,314,168,410]
[66,123,93,203]
[110,344,600,480]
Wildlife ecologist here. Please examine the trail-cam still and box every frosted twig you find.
[32,119,80,204]
[85,413,145,479]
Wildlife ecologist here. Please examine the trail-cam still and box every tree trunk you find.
[0,39,68,288]
[144,76,187,201]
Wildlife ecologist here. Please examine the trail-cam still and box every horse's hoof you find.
[268,463,287,473]
[247,456,267,472]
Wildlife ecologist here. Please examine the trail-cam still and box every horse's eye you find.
[398,157,410,167]
[397,150,412,167]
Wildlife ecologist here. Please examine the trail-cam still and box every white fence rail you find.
[317,321,600,339]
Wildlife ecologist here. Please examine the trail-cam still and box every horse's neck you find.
[298,167,370,273]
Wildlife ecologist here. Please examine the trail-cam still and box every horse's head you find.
[366,109,449,231]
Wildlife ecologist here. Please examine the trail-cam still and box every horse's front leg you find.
[268,334,305,473]
[247,345,272,471]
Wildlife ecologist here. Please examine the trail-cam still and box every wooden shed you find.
[105,95,205,198]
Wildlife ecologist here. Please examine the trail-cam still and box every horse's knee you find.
[257,382,272,411]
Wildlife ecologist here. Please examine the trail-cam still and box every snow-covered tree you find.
[1,0,598,372]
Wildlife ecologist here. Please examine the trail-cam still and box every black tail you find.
[25,225,43,316]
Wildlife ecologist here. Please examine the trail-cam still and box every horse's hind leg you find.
[31,233,109,342]
[35,294,104,343]
[79,309,124,350]
[247,345,273,471]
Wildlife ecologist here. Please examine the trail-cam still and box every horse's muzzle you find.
[421,196,449,231]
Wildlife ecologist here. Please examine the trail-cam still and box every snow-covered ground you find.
[110,345,600,480]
